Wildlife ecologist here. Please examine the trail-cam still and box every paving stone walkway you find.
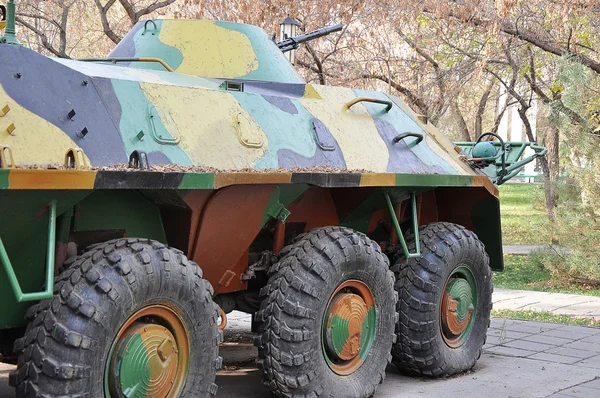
[1,314,599,397]
[2,292,599,397]
[220,311,600,397]
[484,318,600,398]
[493,288,600,318]
[503,245,569,256]
[486,317,600,397]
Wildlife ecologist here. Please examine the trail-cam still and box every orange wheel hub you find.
[440,267,477,348]
[322,280,377,376]
[105,305,190,398]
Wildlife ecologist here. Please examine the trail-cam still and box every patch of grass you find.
[494,255,551,289]
[497,184,600,296]
[492,309,600,327]
[499,184,551,245]
[494,255,600,296]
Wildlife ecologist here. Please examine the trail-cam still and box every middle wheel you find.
[255,227,397,398]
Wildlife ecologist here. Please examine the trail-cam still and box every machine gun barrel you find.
[277,24,343,53]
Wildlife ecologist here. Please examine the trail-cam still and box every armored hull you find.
[0,16,542,398]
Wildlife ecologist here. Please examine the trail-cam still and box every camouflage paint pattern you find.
[0,19,504,329]
[325,298,376,361]
[0,19,483,179]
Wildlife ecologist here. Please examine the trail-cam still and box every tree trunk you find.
[450,97,471,141]
[517,107,558,241]
[545,125,560,233]
[569,148,597,219]
[474,80,494,139]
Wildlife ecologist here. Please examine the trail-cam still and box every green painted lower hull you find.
[0,190,91,328]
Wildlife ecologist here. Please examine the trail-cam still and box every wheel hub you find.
[111,323,179,397]
[325,293,368,360]
[441,270,476,348]
[106,305,189,398]
[322,280,376,376]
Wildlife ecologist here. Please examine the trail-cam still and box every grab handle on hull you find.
[345,97,393,113]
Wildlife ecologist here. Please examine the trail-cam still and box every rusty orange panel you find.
[419,190,439,225]
[472,175,499,197]
[286,187,339,231]
[191,185,276,294]
[367,209,389,235]
[182,190,215,253]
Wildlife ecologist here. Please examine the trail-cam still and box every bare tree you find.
[93,0,176,45]
[16,0,79,58]
[15,0,177,58]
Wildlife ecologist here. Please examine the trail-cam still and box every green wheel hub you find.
[322,280,376,376]
[105,305,190,398]
[441,266,477,348]
[112,324,179,397]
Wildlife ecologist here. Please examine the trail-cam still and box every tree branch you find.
[133,0,176,21]
[15,16,66,58]
[358,73,429,115]
[93,0,121,44]
[450,96,471,141]
[500,20,600,74]
[435,5,600,74]
[395,28,439,71]
[305,42,326,85]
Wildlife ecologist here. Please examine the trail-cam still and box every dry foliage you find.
[6,0,600,247]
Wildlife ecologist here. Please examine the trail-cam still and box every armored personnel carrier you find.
[0,2,545,396]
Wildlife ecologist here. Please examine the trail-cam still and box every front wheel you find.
[391,222,492,377]
[10,238,221,397]
[255,227,398,398]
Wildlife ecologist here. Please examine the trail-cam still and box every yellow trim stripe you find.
[8,170,96,190]
[1,169,499,198]
[359,173,396,187]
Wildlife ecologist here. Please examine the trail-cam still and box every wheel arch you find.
[434,186,504,271]
[69,190,169,253]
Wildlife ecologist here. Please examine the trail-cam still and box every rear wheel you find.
[391,222,492,377]
[10,238,221,397]
[255,227,397,398]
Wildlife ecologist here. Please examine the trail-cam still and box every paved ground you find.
[503,245,569,256]
[216,312,600,397]
[2,312,599,397]
[494,288,600,318]
[2,282,600,397]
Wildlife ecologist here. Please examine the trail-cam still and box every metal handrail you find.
[0,201,56,302]
[393,132,424,146]
[79,57,175,72]
[345,97,393,113]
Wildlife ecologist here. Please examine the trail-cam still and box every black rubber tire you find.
[255,227,398,398]
[391,222,492,377]
[0,328,21,364]
[9,238,221,397]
